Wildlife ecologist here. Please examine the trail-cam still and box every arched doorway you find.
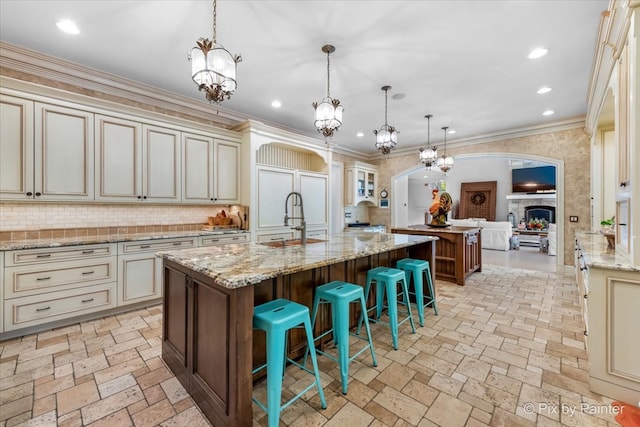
[390,152,565,268]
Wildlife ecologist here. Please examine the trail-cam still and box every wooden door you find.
[458,181,497,221]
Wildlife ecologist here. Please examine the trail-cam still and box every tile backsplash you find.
[0,203,244,231]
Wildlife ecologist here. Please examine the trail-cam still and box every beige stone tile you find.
[362,400,397,426]
[17,342,69,363]
[58,409,82,427]
[72,353,109,378]
[93,357,146,385]
[97,373,137,398]
[85,408,132,427]
[159,377,189,405]
[458,391,495,414]
[0,381,32,406]
[32,394,56,417]
[485,372,522,396]
[482,347,528,369]
[33,374,74,400]
[143,384,166,405]
[373,385,428,424]
[105,348,139,367]
[136,366,173,390]
[427,371,464,397]
[375,361,415,391]
[15,355,54,374]
[470,407,492,424]
[455,356,491,382]
[56,379,100,416]
[0,395,32,422]
[158,406,212,427]
[462,378,518,412]
[130,399,176,427]
[16,410,57,426]
[424,392,472,427]
[400,379,439,407]
[127,398,150,415]
[80,385,144,425]
[412,353,457,376]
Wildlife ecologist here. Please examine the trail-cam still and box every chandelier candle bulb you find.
[313,44,343,138]
[419,114,438,168]
[374,85,398,156]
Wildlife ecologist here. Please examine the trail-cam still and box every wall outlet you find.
[345,212,352,218]
[570,216,579,222]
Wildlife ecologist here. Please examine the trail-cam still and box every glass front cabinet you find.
[345,161,377,206]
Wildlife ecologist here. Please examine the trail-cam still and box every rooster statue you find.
[428,189,452,225]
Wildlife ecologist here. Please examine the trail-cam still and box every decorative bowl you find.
[600,229,615,248]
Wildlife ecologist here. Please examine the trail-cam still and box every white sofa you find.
[450,219,513,251]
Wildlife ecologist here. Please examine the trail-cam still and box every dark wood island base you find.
[161,235,436,426]
[391,225,482,286]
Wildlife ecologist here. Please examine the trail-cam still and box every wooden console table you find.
[391,225,482,286]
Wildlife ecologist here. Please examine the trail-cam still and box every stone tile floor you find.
[0,264,624,426]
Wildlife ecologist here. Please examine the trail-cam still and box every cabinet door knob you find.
[137,195,142,199]
[35,192,41,196]
[26,192,33,196]
[143,195,147,200]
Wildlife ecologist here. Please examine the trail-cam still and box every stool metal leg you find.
[359,293,378,368]
[265,329,286,427]
[303,317,327,409]
[335,298,350,394]
[400,277,417,335]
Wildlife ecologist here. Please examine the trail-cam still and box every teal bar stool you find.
[396,258,438,326]
[305,281,378,395]
[252,299,327,427]
[358,267,416,350]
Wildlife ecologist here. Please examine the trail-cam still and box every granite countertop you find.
[393,225,481,234]
[575,231,639,272]
[159,232,439,289]
[0,229,249,251]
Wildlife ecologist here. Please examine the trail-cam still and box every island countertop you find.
[159,231,438,289]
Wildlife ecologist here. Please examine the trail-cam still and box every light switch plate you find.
[570,216,579,222]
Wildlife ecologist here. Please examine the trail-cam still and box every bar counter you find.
[159,232,438,426]
[391,225,482,285]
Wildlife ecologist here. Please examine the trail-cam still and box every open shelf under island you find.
[391,225,482,286]
[159,231,438,426]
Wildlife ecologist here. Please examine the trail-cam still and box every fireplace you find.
[525,205,555,224]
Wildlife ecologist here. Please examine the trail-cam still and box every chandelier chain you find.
[212,0,217,44]
[326,50,331,98]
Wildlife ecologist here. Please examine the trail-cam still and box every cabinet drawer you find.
[5,258,116,298]
[119,237,197,254]
[5,243,116,266]
[306,229,328,239]
[4,282,116,331]
[256,232,294,242]
[199,234,248,246]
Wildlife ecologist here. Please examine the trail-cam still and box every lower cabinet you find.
[117,237,196,306]
[3,243,118,333]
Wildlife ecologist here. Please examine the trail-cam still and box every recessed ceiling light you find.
[537,86,552,94]
[56,19,79,35]
[528,48,548,59]
[447,129,456,134]
[271,100,281,108]
[356,132,364,137]
[542,110,555,116]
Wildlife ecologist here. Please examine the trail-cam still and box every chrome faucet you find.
[284,191,306,245]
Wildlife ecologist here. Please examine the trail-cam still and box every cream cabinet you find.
[95,115,181,202]
[0,95,94,201]
[3,243,117,332]
[345,161,377,206]
[255,166,328,241]
[117,237,196,306]
[182,133,240,204]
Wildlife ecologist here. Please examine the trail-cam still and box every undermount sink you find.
[259,238,327,248]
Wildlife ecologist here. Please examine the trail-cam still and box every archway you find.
[390,152,565,268]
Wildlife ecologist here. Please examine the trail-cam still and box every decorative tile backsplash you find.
[0,203,243,231]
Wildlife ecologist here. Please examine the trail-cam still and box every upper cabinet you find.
[1,95,94,201]
[182,133,240,204]
[345,161,377,206]
[95,115,181,203]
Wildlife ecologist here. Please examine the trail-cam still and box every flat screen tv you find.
[511,165,556,193]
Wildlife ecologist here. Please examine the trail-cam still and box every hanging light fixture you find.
[313,45,343,138]
[437,126,454,174]
[374,85,398,156]
[189,0,241,103]
[419,114,438,168]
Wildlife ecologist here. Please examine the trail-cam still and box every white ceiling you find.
[0,0,607,155]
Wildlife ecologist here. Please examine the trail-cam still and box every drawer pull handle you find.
[82,298,94,303]
[139,245,151,249]
[82,250,95,254]
[210,239,220,242]
[232,237,239,240]
[36,306,51,312]
[36,277,51,281]
[36,254,51,258]
[173,242,182,246]
[82,271,95,275]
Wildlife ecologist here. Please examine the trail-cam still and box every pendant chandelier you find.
[374,85,398,156]
[312,45,343,138]
[419,114,438,168]
[437,126,454,174]
[189,0,241,104]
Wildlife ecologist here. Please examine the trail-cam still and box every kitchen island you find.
[160,232,437,426]
[391,225,482,286]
